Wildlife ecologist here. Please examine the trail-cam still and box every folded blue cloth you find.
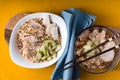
[51,8,96,80]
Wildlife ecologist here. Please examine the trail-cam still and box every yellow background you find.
[0,0,120,80]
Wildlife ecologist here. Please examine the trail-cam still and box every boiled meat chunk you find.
[46,23,56,36]
[43,15,59,40]
[51,26,59,40]
[29,20,43,28]
[43,15,51,26]
[100,41,115,62]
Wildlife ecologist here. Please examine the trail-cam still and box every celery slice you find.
[47,56,53,61]
[52,53,57,58]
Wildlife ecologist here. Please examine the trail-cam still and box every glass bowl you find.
[74,25,120,74]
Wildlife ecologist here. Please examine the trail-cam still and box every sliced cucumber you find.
[44,39,56,47]
[47,56,53,61]
[36,53,42,60]
[55,44,61,52]
[52,53,57,58]
[36,39,60,61]
[41,56,48,60]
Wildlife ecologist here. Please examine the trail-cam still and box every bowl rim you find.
[9,12,67,69]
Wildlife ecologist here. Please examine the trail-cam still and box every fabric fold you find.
[51,8,96,80]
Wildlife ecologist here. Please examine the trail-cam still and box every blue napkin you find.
[51,8,96,80]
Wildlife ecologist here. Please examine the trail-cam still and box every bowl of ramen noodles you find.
[74,25,120,74]
[9,13,67,68]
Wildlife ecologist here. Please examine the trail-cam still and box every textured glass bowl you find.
[75,25,120,74]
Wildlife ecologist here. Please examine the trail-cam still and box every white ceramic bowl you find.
[9,13,67,68]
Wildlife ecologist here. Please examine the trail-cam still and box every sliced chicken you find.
[98,30,106,43]
[100,41,115,62]
[28,35,38,42]
[43,15,59,40]
[51,26,59,40]
[29,20,43,29]
[80,30,90,41]
[46,23,55,36]
[89,29,99,40]
[43,15,51,26]
[20,33,37,42]
[22,41,30,49]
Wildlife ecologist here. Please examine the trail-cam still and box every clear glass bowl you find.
[75,25,120,74]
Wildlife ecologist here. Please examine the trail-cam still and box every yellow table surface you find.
[1,0,120,80]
